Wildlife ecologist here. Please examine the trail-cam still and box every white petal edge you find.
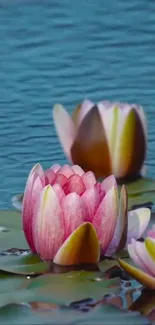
[53,104,76,161]
[127,207,151,244]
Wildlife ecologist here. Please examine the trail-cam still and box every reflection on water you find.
[0,0,155,208]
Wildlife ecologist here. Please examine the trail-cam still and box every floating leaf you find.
[99,258,119,273]
[84,303,150,325]
[0,273,29,293]
[123,177,155,210]
[0,230,28,250]
[0,304,49,324]
[125,177,155,195]
[0,253,49,275]
[28,270,120,305]
[0,210,21,230]
[0,302,149,325]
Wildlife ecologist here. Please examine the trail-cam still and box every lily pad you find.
[28,270,121,305]
[0,273,29,293]
[84,303,150,324]
[0,210,21,230]
[99,258,119,273]
[0,302,149,325]
[0,288,59,309]
[125,177,155,194]
[124,177,155,210]
[0,304,54,324]
[0,253,49,275]
[0,230,28,250]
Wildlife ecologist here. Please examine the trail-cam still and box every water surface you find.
[0,0,155,208]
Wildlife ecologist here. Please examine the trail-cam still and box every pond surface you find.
[0,0,155,208]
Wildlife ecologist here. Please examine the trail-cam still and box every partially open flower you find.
[53,100,147,179]
[22,163,150,266]
[118,226,155,289]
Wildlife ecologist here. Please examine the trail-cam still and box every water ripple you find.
[0,0,155,207]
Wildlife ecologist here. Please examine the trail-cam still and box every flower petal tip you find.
[118,258,155,290]
[53,222,100,266]
[127,207,151,244]
[30,163,44,176]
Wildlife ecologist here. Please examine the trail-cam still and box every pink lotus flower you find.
[118,226,155,290]
[53,100,147,179]
[22,163,150,266]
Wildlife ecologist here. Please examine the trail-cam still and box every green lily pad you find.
[0,301,149,325]
[0,229,28,250]
[0,271,120,310]
[0,304,53,325]
[0,288,58,309]
[124,177,155,210]
[0,303,60,324]
[0,210,28,251]
[99,258,119,272]
[125,177,155,194]
[83,303,150,324]
[0,272,30,293]
[27,270,120,305]
[0,210,22,230]
[0,253,49,275]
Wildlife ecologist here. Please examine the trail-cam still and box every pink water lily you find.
[119,226,155,289]
[53,100,147,179]
[22,163,150,265]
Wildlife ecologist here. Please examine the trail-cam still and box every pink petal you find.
[54,174,68,187]
[29,163,45,183]
[92,186,118,253]
[33,185,65,261]
[61,193,87,238]
[72,165,85,176]
[50,164,61,173]
[63,174,86,195]
[127,208,151,244]
[128,239,147,270]
[56,165,74,178]
[95,183,105,202]
[44,169,56,185]
[52,184,65,203]
[53,104,76,160]
[78,99,94,126]
[101,175,117,194]
[82,187,100,221]
[82,171,96,189]
[148,225,155,239]
[23,174,43,253]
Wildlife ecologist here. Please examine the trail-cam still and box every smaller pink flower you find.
[118,225,155,290]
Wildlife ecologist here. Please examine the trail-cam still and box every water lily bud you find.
[21,163,150,265]
[53,100,147,179]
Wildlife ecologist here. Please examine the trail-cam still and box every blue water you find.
[0,0,155,208]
